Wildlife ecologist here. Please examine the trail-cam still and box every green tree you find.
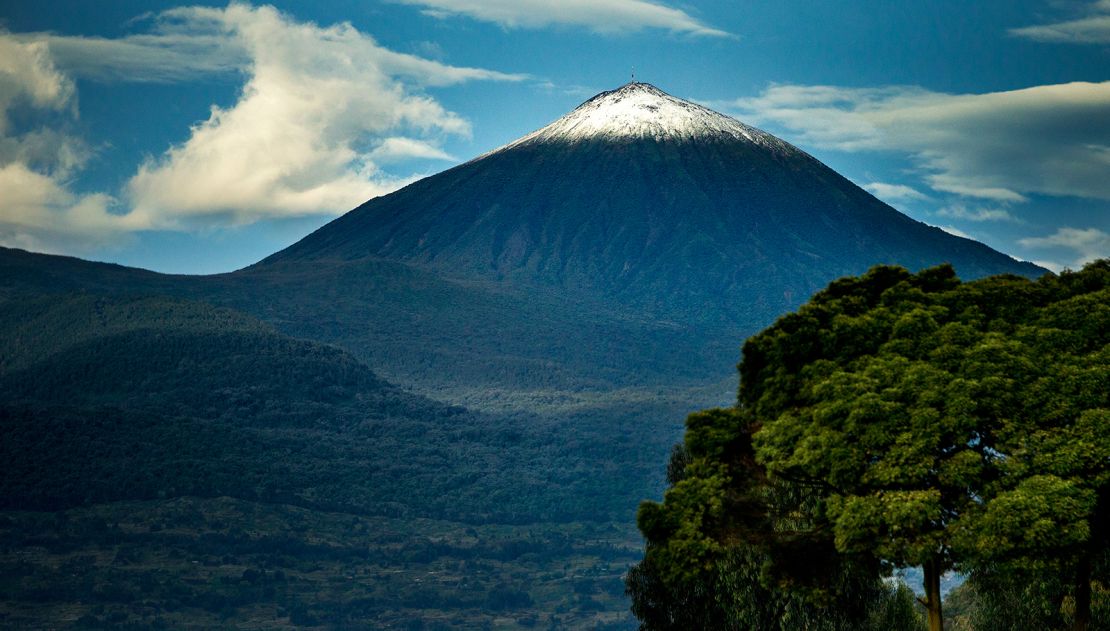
[951,562,1110,631]
[630,410,912,630]
[952,263,1110,630]
[746,265,996,630]
[634,262,1110,631]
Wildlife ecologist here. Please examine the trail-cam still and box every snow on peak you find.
[497,82,792,151]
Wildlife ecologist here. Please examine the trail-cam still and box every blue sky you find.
[1,0,1108,273]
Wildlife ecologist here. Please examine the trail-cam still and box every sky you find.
[0,0,1108,274]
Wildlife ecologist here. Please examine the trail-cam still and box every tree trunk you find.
[924,556,944,631]
[1078,488,1108,631]
[1074,555,1091,631]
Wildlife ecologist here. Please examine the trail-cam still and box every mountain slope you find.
[0,247,735,409]
[0,82,1055,628]
[0,289,668,627]
[0,292,457,514]
[0,84,1046,406]
[0,289,672,523]
[265,82,1042,327]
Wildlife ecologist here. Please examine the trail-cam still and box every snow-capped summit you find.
[501,82,790,151]
[267,81,1042,326]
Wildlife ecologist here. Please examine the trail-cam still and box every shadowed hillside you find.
[0,83,1051,629]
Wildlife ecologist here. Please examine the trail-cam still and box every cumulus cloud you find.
[126,4,481,225]
[1011,1,1110,44]
[726,81,1110,203]
[0,3,521,252]
[1019,227,1110,269]
[0,37,137,253]
[0,162,136,253]
[0,127,90,177]
[392,0,729,37]
[0,37,74,132]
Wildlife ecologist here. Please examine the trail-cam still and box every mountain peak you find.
[498,82,791,151]
[266,81,1043,324]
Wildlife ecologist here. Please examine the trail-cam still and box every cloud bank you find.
[393,0,729,37]
[0,37,125,254]
[0,3,520,253]
[123,4,495,227]
[725,81,1110,203]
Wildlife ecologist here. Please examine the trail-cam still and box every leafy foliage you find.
[942,565,1110,631]
[633,261,1110,630]
[629,412,908,630]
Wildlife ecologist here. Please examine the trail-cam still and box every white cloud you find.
[0,128,91,177]
[124,4,522,226]
[1011,1,1110,44]
[1012,15,1110,43]
[0,163,135,254]
[392,0,729,37]
[0,37,137,252]
[1019,227,1110,269]
[369,137,455,163]
[0,3,522,252]
[18,33,246,84]
[1030,259,1066,273]
[934,224,972,240]
[863,182,929,203]
[0,37,74,133]
[935,204,1016,222]
[726,81,1110,203]
[922,175,1028,203]
[13,8,523,86]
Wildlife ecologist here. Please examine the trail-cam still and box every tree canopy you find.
[632,261,1110,631]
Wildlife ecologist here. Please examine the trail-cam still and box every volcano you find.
[263,82,1041,328]
[0,82,1056,629]
[0,83,1047,406]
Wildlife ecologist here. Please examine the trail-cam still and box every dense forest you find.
[632,262,1109,630]
[1,246,1100,629]
[0,290,680,627]
[0,246,739,413]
